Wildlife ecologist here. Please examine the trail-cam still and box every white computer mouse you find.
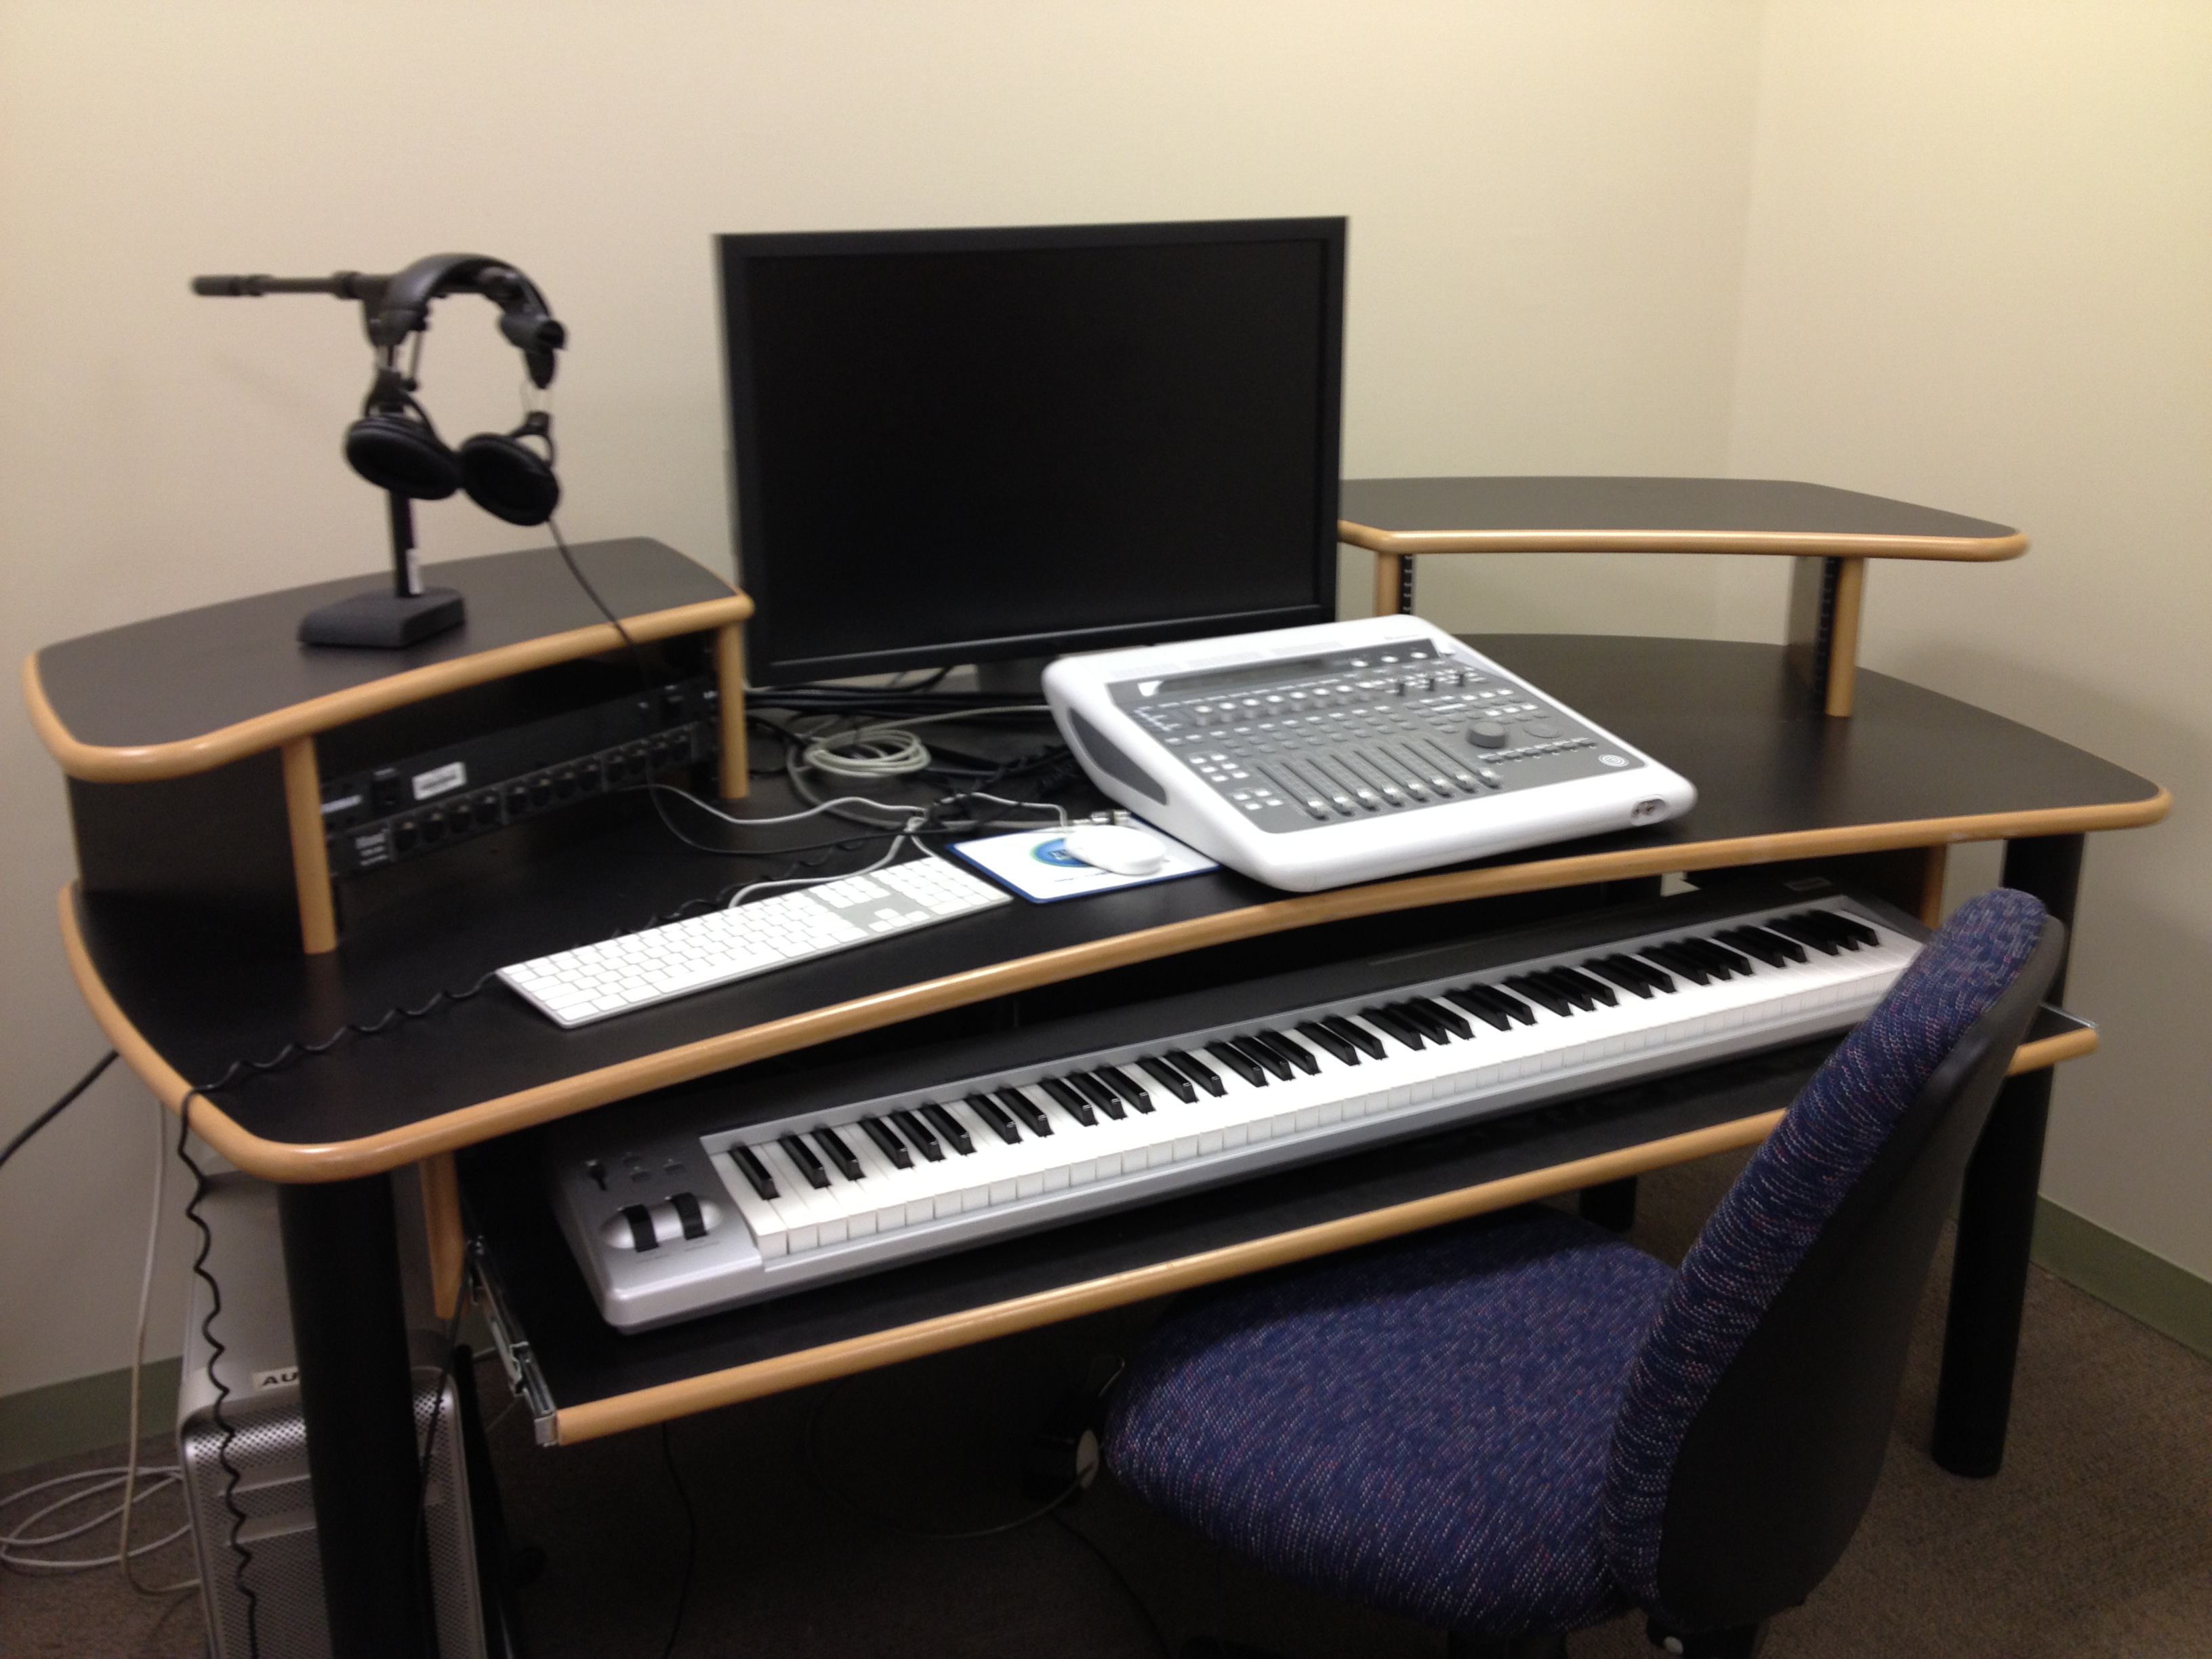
[1061,823,1169,876]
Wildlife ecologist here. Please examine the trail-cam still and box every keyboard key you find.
[1096,1065,1153,1113]
[1040,1078,1098,1126]
[1166,1050,1226,1097]
[1322,1015,1387,1057]
[1229,1037,1292,1082]
[920,1102,975,1154]
[1206,1042,1270,1086]
[778,1133,830,1190]
[1297,1019,1361,1064]
[997,1087,1054,1136]
[1070,1072,1127,1120]
[891,1108,944,1161]
[966,1092,1022,1144]
[813,1128,864,1181]
[731,1144,779,1199]
[859,1115,912,1168]
[1251,1029,1321,1075]
[1139,1056,1198,1103]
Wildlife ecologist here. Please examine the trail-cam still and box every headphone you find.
[343,253,569,526]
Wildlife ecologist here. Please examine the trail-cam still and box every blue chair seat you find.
[1107,1205,1674,1639]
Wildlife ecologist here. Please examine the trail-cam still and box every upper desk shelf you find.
[1336,477,2026,719]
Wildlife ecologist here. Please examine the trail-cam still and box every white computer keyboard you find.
[497,857,1014,1028]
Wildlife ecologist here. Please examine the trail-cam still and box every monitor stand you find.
[973,656,1051,697]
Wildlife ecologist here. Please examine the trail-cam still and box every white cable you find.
[642,783,918,826]
[119,1098,194,1593]
[955,792,1071,829]
[722,819,926,909]
[1,1469,192,1573]
[798,704,1051,780]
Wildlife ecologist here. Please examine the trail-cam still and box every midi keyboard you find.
[548,878,1926,1330]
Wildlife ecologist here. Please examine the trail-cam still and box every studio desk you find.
[28,525,2167,1659]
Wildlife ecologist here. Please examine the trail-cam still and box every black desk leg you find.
[278,1176,438,1658]
[1932,832,2082,1477]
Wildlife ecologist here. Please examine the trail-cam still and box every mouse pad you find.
[947,819,1219,903]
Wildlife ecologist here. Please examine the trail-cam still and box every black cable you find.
[659,1421,695,1659]
[176,1090,259,1659]
[1049,1509,1172,1659]
[0,1050,117,1173]
[409,1299,469,1654]
[800,1380,1081,1539]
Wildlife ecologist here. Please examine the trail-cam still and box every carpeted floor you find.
[6,1149,2210,1658]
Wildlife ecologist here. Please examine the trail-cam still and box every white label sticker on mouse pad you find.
[948,821,1217,903]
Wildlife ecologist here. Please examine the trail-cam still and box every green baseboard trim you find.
[0,1358,181,1477]
[2034,1198,2212,1360]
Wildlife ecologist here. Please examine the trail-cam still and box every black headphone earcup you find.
[345,414,462,499]
[457,431,561,526]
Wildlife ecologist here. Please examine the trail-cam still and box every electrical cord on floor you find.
[1049,1509,1174,1659]
[0,1050,116,1174]
[177,1088,260,1659]
[119,1094,197,1595]
[659,1420,696,1659]
[800,1379,1083,1540]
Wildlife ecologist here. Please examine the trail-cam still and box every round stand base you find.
[298,587,467,649]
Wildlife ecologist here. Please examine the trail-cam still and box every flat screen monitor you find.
[717,218,1345,684]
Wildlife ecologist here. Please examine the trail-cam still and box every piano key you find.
[1673,937,1747,979]
[1387,1000,1456,1044]
[1296,1019,1361,1064]
[1534,969,1597,1012]
[920,1101,976,1154]
[1096,1064,1153,1113]
[1718,925,1803,967]
[1070,1071,1128,1119]
[1641,943,1712,985]
[1166,1050,1227,1097]
[1251,1028,1322,1075]
[1443,985,1517,1029]
[779,1132,831,1190]
[1407,997,1473,1040]
[1553,966,1618,1008]
[1581,956,1653,999]
[1206,1041,1271,1086]
[1764,914,1842,956]
[997,1086,1054,1136]
[966,1091,1022,1143]
[731,1143,779,1199]
[1454,982,1538,1026]
[1322,1015,1387,1058]
[1231,1036,1294,1081]
[892,1107,945,1161]
[1504,975,1575,1017]
[1040,1077,1098,1125]
[1359,1006,1429,1049]
[812,1127,865,1182]
[1139,1055,1198,1103]
[858,1114,914,1168]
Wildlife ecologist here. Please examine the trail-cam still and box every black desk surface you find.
[65,634,2162,1181]
[33,537,736,756]
[1338,476,2018,544]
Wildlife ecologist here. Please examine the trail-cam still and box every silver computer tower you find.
[177,1171,489,1659]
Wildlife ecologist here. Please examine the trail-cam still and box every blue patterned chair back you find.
[1601,888,2062,1631]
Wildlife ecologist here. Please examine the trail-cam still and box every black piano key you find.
[1296,1019,1361,1064]
[1459,983,1539,1026]
[891,1107,945,1161]
[1613,953,1675,994]
[1532,970,1595,1011]
[1504,975,1575,1017]
[778,1132,831,1189]
[1641,943,1712,985]
[731,1143,779,1198]
[1166,1050,1227,1097]
[1715,926,1797,968]
[1411,997,1473,1039]
[857,1115,912,1168]
[920,1101,976,1153]
[1252,1029,1322,1074]
[1803,909,1879,947]
[1229,1036,1292,1081]
[1206,1041,1270,1086]
[1582,956,1654,999]
[1838,915,1881,947]
[1765,914,1841,956]
[1675,937,1747,979]
[1139,1056,1198,1103]
[1388,1000,1454,1042]
[1359,1006,1428,1049]
[811,1127,864,1181]
[1321,1015,1388,1058]
[1443,986,1517,1029]
[1071,1072,1127,1120]
[1097,1065,1153,1113]
[996,1087,1055,1136]
[1040,1077,1098,1125]
[966,1092,1022,1144]
[1553,966,1617,1007]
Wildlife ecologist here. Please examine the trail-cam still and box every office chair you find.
[1105,888,2062,1658]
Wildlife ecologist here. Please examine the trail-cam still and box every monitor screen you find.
[718,218,1345,684]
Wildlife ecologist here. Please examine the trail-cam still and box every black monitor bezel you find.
[717,216,1346,686]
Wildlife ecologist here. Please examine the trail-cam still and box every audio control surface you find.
[1046,616,1695,891]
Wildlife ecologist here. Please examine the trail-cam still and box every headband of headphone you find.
[367,253,567,389]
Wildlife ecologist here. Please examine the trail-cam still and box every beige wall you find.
[0,0,2199,1403]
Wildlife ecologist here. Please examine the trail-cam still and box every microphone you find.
[190,271,384,300]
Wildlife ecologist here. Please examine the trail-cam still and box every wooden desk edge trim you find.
[541,1108,1780,1442]
[1336,522,2028,562]
[62,788,2149,1182]
[25,591,753,783]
